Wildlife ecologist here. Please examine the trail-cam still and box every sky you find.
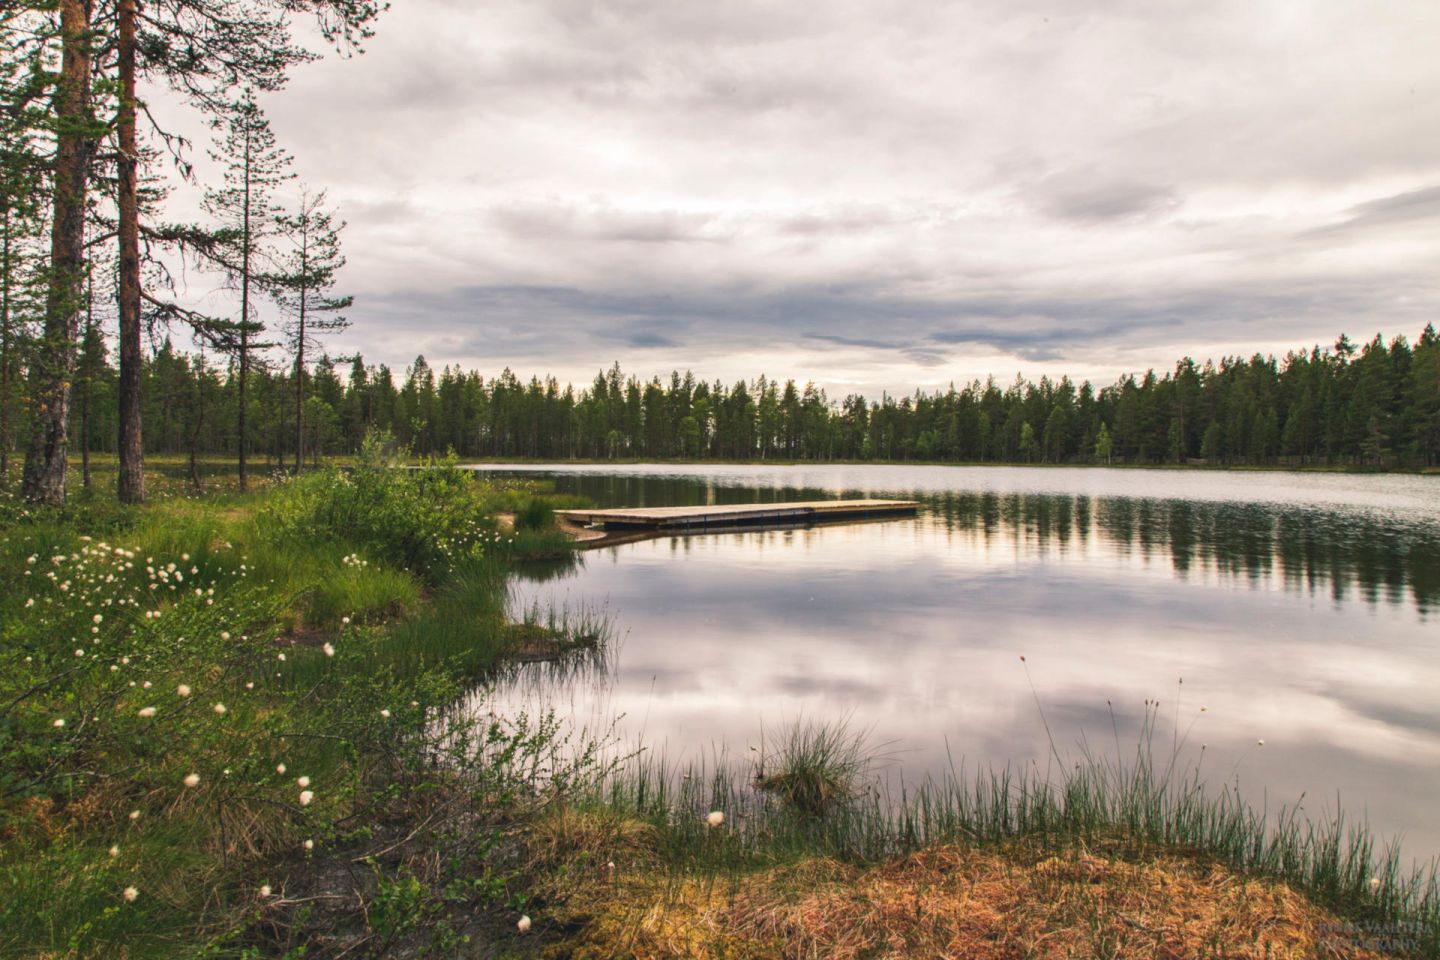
[162,0,1440,399]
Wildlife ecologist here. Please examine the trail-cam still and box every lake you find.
[466,464,1440,862]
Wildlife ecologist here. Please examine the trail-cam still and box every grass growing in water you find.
[542,709,1440,956]
[754,716,876,818]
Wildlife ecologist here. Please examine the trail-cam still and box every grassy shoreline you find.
[2,454,1437,957]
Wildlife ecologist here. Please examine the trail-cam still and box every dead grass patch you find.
[550,842,1398,959]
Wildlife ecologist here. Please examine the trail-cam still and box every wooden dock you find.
[555,499,919,531]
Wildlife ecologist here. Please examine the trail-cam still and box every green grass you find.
[0,441,593,957]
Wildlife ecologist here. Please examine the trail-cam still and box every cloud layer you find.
[174,0,1440,395]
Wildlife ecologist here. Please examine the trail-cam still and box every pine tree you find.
[203,91,292,491]
[0,17,50,484]
[21,0,102,504]
[271,188,351,472]
[110,0,384,502]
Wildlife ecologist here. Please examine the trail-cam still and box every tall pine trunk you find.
[81,272,93,489]
[115,0,145,503]
[237,126,253,492]
[294,298,305,473]
[22,0,93,505]
[1,208,12,484]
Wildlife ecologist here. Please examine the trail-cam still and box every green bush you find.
[261,432,495,580]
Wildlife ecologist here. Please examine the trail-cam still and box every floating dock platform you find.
[555,499,919,531]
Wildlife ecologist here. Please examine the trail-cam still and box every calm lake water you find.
[467,464,1440,862]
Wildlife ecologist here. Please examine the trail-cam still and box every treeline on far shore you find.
[5,325,1439,480]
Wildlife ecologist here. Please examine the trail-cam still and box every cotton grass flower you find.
[297,775,310,787]
[276,763,287,774]
[298,790,314,806]
[137,707,156,718]
[176,684,191,698]
[516,915,532,933]
[183,773,200,787]
[213,703,227,715]
[109,845,120,857]
[304,839,314,851]
[380,708,391,718]
[128,810,140,821]
[706,810,724,827]
[322,642,335,657]
[259,885,272,897]
[123,886,139,902]
[53,718,65,728]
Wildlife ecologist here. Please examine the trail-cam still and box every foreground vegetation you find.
[0,443,596,956]
[3,453,1438,958]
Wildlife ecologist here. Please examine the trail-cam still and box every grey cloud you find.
[488,203,726,244]
[1308,184,1440,237]
[1033,170,1181,223]
[158,0,1440,396]
[355,274,1423,376]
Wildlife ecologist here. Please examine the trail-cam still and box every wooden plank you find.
[555,499,919,530]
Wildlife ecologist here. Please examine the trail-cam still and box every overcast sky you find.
[164,0,1440,398]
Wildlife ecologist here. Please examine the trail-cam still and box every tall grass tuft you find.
[755,717,875,817]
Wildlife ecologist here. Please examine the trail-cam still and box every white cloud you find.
[153,0,1440,395]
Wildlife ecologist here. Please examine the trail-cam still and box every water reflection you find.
[509,469,1439,613]
[468,465,1440,862]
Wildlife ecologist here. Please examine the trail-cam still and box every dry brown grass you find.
[545,837,1395,959]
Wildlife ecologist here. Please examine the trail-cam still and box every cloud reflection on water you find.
[470,465,1440,862]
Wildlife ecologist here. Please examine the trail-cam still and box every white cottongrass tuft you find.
[304,839,314,851]
[341,616,351,625]
[53,718,66,728]
[298,790,314,806]
[123,886,139,902]
[138,707,156,718]
[176,684,191,698]
[706,810,725,827]
[212,703,227,715]
[517,915,532,933]
[276,763,287,774]
[322,643,335,657]
[380,708,391,718]
[109,845,120,857]
[297,775,310,788]
[259,885,272,897]
[183,773,200,787]
[220,631,230,641]
[128,809,140,821]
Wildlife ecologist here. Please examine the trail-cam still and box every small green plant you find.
[515,497,554,532]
